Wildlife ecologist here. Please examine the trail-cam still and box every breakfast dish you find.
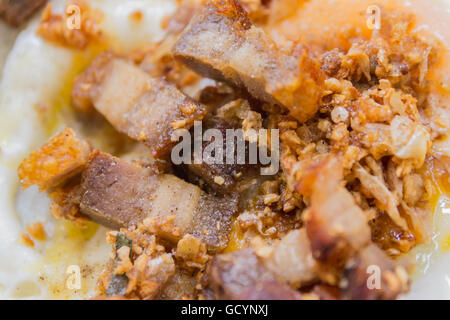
[0,0,448,299]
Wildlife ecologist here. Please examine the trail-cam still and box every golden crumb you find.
[170,119,189,130]
[26,222,46,241]
[114,246,133,274]
[18,128,92,191]
[213,176,225,185]
[176,234,210,269]
[138,131,147,140]
[263,193,280,205]
[142,215,182,243]
[129,10,143,23]
[21,234,34,247]
[180,102,197,115]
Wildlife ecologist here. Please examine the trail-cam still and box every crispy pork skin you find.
[18,128,92,191]
[79,152,235,252]
[0,0,47,26]
[172,0,323,122]
[72,52,207,158]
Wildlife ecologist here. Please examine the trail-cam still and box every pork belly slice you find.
[0,0,47,26]
[80,152,235,252]
[72,52,207,158]
[205,248,302,300]
[79,151,159,229]
[18,128,92,191]
[172,0,323,122]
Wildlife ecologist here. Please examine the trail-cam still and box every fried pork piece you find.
[303,156,371,267]
[0,0,47,27]
[72,52,207,158]
[205,248,302,300]
[183,116,259,195]
[342,244,409,300]
[299,156,409,298]
[205,229,316,299]
[79,151,159,229]
[172,0,323,122]
[18,128,92,191]
[80,152,236,252]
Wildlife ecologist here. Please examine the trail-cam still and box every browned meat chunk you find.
[18,128,92,191]
[0,0,47,26]
[190,192,237,252]
[71,51,115,113]
[79,151,159,229]
[205,248,302,300]
[172,0,323,122]
[79,152,236,252]
[183,117,259,195]
[304,156,371,266]
[341,244,409,300]
[72,52,207,158]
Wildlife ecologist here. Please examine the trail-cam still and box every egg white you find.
[0,0,176,299]
[0,0,448,300]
